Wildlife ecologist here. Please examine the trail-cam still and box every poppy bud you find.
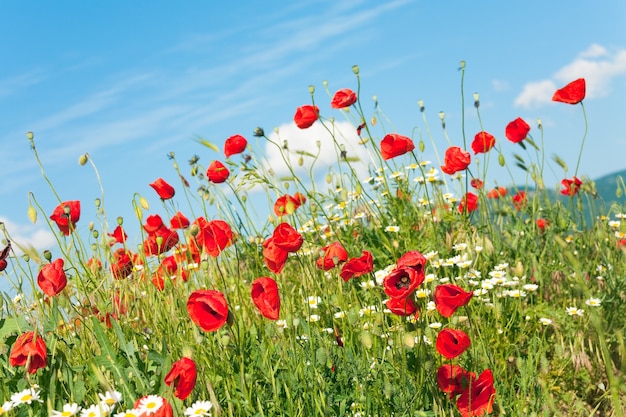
[298,156,304,166]
[92,229,98,239]
[308,85,315,94]
[498,154,505,167]
[418,100,425,112]
[473,92,480,108]
[536,119,543,130]
[139,197,150,210]
[459,60,466,70]
[23,254,30,262]
[352,65,359,75]
[253,127,265,137]
[78,154,89,166]
[43,250,52,262]
[322,80,328,87]
[27,205,37,224]
[95,198,101,208]
[89,221,94,231]
[419,140,425,152]
[26,131,34,140]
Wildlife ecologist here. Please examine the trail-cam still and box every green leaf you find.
[0,315,31,340]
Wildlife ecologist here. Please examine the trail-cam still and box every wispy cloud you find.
[514,44,626,108]
[0,70,46,99]
[0,216,56,255]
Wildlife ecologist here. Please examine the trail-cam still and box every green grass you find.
[1,64,625,416]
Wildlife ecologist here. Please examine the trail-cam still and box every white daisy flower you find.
[184,400,214,416]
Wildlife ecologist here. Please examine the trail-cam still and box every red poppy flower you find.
[340,250,374,282]
[9,331,47,374]
[316,241,349,270]
[164,357,197,400]
[512,191,527,211]
[294,105,319,129]
[505,117,530,143]
[143,224,179,256]
[149,178,175,200]
[251,277,281,320]
[396,250,427,274]
[0,259,7,272]
[206,160,230,183]
[436,328,471,359]
[271,223,303,253]
[49,200,81,236]
[108,225,128,245]
[144,214,164,234]
[470,178,484,190]
[134,396,173,417]
[383,266,424,300]
[487,187,507,199]
[170,211,190,229]
[552,78,586,105]
[187,289,229,332]
[331,88,357,109]
[111,248,133,279]
[385,297,417,317]
[434,284,473,317]
[262,237,289,273]
[437,364,476,398]
[536,218,549,231]
[458,192,478,214]
[224,134,248,157]
[380,134,415,160]
[441,146,471,175]
[194,217,233,257]
[37,258,67,297]
[471,132,496,154]
[560,176,582,196]
[274,193,305,216]
[456,369,496,417]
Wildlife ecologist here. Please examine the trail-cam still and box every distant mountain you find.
[591,169,626,206]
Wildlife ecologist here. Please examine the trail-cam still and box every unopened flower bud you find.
[417,100,425,112]
[326,174,332,184]
[419,140,425,152]
[316,141,321,149]
[352,65,360,75]
[308,85,315,94]
[473,93,480,108]
[89,221,94,231]
[94,198,101,208]
[117,216,123,225]
[189,223,199,237]
[498,153,505,167]
[536,119,543,130]
[253,127,265,137]
[459,60,466,70]
[438,111,445,121]
[79,154,89,166]
[43,250,52,262]
[322,80,328,87]
[92,229,99,239]
[139,197,149,210]
[27,205,37,224]
[156,236,164,249]
[26,131,34,140]
[298,156,304,166]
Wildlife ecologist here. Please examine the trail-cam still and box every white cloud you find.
[262,120,371,182]
[514,80,557,108]
[514,44,626,108]
[0,216,56,255]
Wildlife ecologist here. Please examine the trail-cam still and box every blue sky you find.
[1,0,625,265]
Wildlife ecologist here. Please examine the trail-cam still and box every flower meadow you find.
[1,64,625,416]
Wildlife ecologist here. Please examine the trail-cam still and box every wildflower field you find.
[1,64,626,416]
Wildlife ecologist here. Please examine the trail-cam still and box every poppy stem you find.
[573,102,588,178]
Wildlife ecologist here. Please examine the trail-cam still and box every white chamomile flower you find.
[80,403,110,417]
[184,400,214,416]
[566,307,585,316]
[11,387,42,406]
[539,317,552,326]
[113,410,141,417]
[306,296,321,309]
[585,297,602,307]
[0,401,14,414]
[136,396,164,415]
[385,225,400,233]
[99,390,122,408]
[51,403,81,416]
[308,314,320,323]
